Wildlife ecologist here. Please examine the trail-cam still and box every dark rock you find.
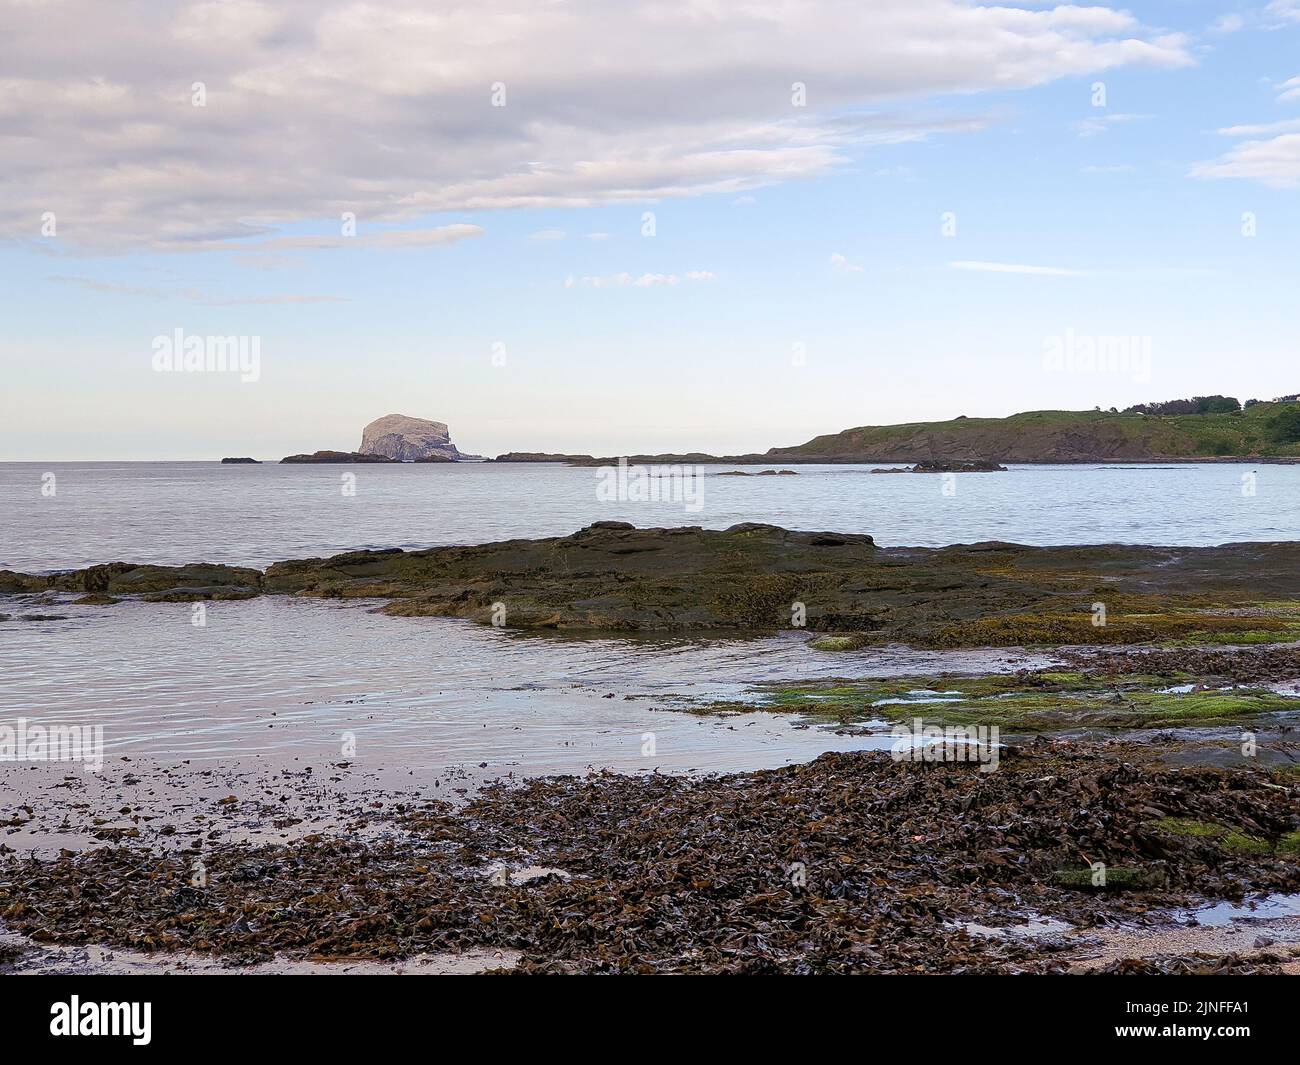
[493,452,597,463]
[910,459,1007,473]
[280,451,398,463]
[8,527,1300,645]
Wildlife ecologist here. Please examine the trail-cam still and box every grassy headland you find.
[499,398,1300,464]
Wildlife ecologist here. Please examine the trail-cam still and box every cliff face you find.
[359,414,461,461]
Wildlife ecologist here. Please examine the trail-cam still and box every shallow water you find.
[3,459,1294,785]
[0,596,1041,774]
[2,460,1296,571]
[1178,893,1300,927]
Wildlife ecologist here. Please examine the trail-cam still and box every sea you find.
[0,461,1293,776]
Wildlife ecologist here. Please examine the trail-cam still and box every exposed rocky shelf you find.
[6,523,1300,648]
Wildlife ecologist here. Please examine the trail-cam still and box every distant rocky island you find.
[279,414,478,463]
[494,396,1300,465]
[359,413,463,461]
[220,457,260,464]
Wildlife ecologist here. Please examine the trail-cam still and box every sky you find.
[2,0,1299,460]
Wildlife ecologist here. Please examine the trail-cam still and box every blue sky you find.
[2,1,1298,459]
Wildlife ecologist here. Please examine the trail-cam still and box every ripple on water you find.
[0,596,1045,775]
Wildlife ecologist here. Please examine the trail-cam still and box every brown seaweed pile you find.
[1086,953,1287,975]
[1062,644,1300,685]
[2,741,1298,974]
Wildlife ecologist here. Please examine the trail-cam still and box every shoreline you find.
[3,732,1299,974]
[6,524,1300,974]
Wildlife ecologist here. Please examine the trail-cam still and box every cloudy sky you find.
[2,0,1299,459]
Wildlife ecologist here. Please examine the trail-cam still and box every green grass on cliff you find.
[778,401,1300,460]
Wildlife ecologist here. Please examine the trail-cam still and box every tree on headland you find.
[1123,395,1241,416]
[1267,406,1300,444]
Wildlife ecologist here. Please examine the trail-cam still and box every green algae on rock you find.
[1050,866,1167,891]
[1149,818,1274,855]
[5,524,1300,646]
[691,669,1300,732]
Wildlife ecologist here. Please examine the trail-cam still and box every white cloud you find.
[829,253,864,273]
[48,274,349,303]
[565,270,715,288]
[0,0,1193,252]
[1266,1,1300,25]
[1194,101,1300,187]
[529,229,567,241]
[228,225,483,254]
[1209,14,1246,34]
[1216,118,1300,137]
[949,260,1086,277]
[1192,132,1300,187]
[1075,113,1148,138]
[172,1,281,44]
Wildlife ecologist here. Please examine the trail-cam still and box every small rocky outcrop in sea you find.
[493,452,597,463]
[360,414,462,462]
[280,451,398,464]
[871,460,1007,473]
[911,459,1007,473]
[220,457,260,464]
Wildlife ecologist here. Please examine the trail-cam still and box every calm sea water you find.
[1,460,1293,777]
[1,461,1296,571]
[0,596,1043,770]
